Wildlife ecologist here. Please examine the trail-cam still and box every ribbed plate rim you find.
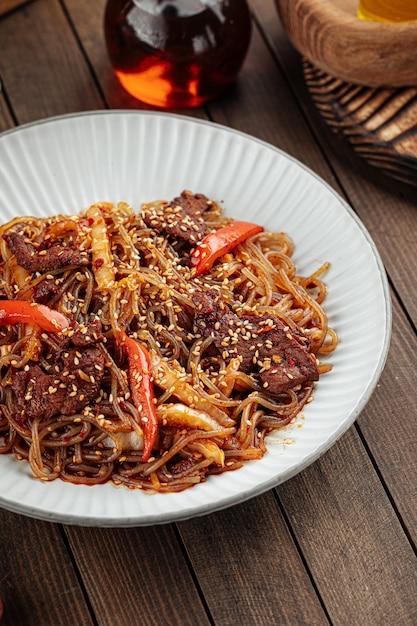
[0,111,392,526]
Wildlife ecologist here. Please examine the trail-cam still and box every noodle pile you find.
[0,193,337,492]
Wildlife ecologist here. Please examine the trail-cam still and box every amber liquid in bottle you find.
[104,0,252,108]
[358,0,417,22]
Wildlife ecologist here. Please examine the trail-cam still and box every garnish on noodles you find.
[0,191,337,492]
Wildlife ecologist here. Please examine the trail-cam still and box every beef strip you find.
[70,319,104,347]
[32,278,59,304]
[193,289,319,396]
[43,319,105,357]
[3,231,88,273]
[141,190,211,244]
[11,326,105,421]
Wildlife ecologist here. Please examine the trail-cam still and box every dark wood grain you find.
[278,421,417,624]
[0,89,15,133]
[0,511,94,626]
[357,294,417,548]
[0,0,103,124]
[178,491,329,625]
[64,523,212,626]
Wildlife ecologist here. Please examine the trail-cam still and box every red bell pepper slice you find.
[0,300,70,332]
[190,221,264,276]
[119,330,158,463]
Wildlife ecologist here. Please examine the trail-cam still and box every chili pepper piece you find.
[190,221,264,276]
[119,330,158,463]
[0,300,70,332]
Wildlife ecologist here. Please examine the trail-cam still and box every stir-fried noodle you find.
[0,191,337,492]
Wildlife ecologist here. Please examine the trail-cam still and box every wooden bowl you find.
[275,0,417,87]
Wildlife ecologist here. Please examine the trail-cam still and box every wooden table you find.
[0,1,416,624]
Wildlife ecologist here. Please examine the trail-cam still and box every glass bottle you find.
[358,0,417,22]
[104,0,252,109]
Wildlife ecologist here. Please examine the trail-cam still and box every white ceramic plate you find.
[0,111,391,527]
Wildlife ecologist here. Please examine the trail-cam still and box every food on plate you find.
[0,191,337,492]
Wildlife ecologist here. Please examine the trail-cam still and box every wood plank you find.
[178,491,329,625]
[64,524,212,626]
[0,510,94,625]
[357,293,417,546]
[0,0,103,124]
[0,89,15,132]
[277,423,417,625]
